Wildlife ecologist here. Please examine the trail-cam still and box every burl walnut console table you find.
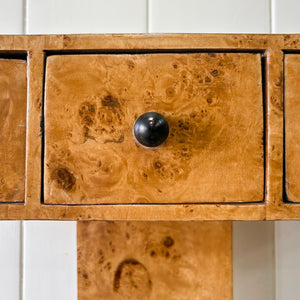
[1,34,299,299]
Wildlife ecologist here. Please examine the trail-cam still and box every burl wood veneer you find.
[284,55,300,202]
[78,221,232,300]
[0,59,27,203]
[44,53,263,205]
[1,34,300,220]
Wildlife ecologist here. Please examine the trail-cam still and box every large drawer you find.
[0,58,27,203]
[44,52,264,205]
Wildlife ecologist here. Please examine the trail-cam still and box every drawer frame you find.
[0,34,297,220]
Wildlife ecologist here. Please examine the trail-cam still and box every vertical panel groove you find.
[20,222,24,300]
[270,0,275,33]
[274,222,278,300]
[23,0,28,34]
[147,0,151,33]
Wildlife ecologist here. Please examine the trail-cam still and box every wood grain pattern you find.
[0,59,27,202]
[78,221,232,300]
[44,53,264,204]
[0,34,297,220]
[284,54,300,202]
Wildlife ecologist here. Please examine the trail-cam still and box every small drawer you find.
[284,54,300,202]
[44,52,264,205]
[0,59,27,203]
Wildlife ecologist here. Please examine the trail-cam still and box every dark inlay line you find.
[44,48,266,56]
[261,53,267,203]
[282,53,289,203]
[41,52,47,204]
[0,51,28,60]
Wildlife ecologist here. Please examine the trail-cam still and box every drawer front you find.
[0,59,27,203]
[44,53,264,205]
[284,54,300,202]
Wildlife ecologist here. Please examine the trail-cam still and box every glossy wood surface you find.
[44,53,264,204]
[77,221,232,300]
[0,59,27,203]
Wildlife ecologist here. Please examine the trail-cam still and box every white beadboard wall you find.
[22,222,77,300]
[0,222,22,300]
[0,0,300,299]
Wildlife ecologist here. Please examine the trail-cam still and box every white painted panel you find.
[233,221,275,300]
[275,221,300,300]
[27,0,147,34]
[0,221,21,300]
[149,0,270,33]
[272,0,300,33]
[23,221,77,300]
[0,0,24,34]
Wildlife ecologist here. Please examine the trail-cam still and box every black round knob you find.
[133,112,169,148]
